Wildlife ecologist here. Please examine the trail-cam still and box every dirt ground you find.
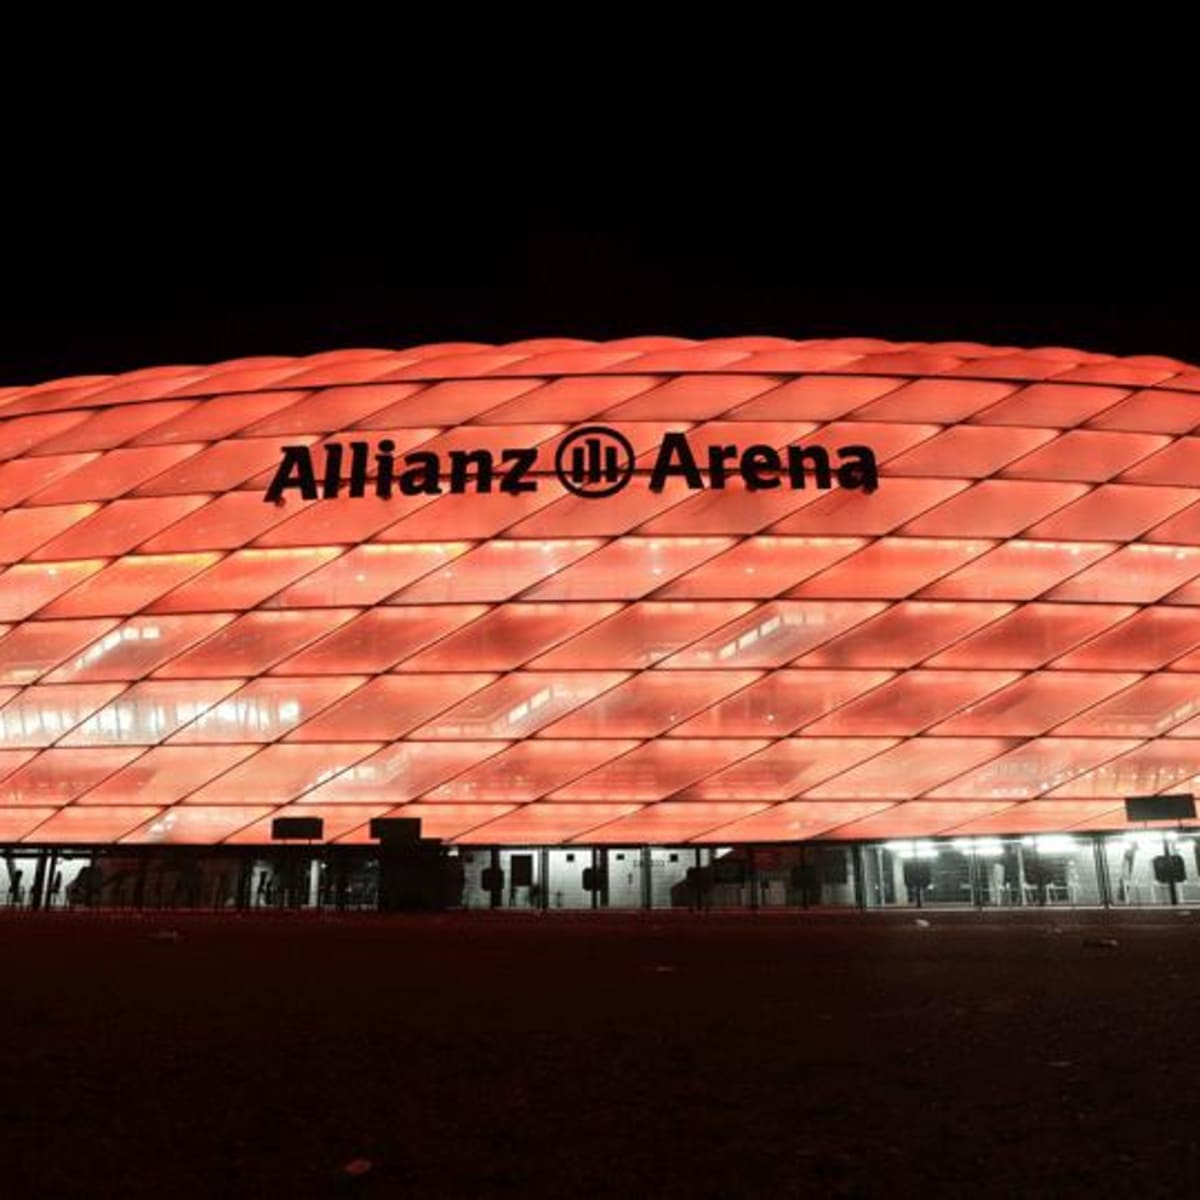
[3,909,1198,1198]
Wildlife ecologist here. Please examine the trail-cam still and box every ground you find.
[3,910,1198,1198]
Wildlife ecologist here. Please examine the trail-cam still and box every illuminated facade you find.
[1,337,1199,909]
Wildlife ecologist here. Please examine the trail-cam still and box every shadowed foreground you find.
[3,911,1198,1197]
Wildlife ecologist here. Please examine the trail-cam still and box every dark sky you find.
[3,61,1197,384]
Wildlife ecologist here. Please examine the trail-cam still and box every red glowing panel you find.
[921,540,1116,601]
[23,806,163,843]
[149,547,341,613]
[1056,607,1200,670]
[402,602,620,671]
[506,477,684,539]
[527,537,732,600]
[0,750,36,784]
[373,803,515,843]
[0,619,117,685]
[539,670,756,738]
[801,602,1015,668]
[1001,430,1169,482]
[658,537,865,599]
[226,804,392,845]
[29,401,198,453]
[1118,437,1200,485]
[1086,390,1200,434]
[475,376,661,423]
[602,374,778,420]
[61,679,242,745]
[706,800,895,842]
[668,669,893,737]
[533,601,755,671]
[1025,484,1196,541]
[246,385,418,434]
[375,485,561,542]
[424,740,639,802]
[928,738,1142,800]
[136,438,302,496]
[1148,503,1200,548]
[0,683,127,746]
[1046,741,1200,798]
[274,606,490,674]
[791,538,993,599]
[0,453,98,506]
[270,542,470,606]
[122,805,272,845]
[458,803,643,844]
[949,800,1123,834]
[0,747,143,804]
[575,803,769,844]
[664,601,886,669]
[972,383,1130,428]
[354,379,540,426]
[805,738,1014,799]
[397,539,599,603]
[0,808,57,840]
[636,477,826,537]
[29,495,209,560]
[77,745,259,804]
[824,802,1013,839]
[255,496,417,548]
[770,478,970,535]
[41,553,221,618]
[154,609,357,678]
[44,614,234,682]
[136,492,296,552]
[851,378,1017,423]
[729,375,902,421]
[413,423,563,461]
[0,411,92,460]
[932,672,1142,737]
[886,425,1055,477]
[1048,544,1200,603]
[301,742,507,804]
[288,674,496,741]
[0,505,98,564]
[183,743,378,805]
[928,603,1137,669]
[1055,675,1200,737]
[30,444,200,503]
[413,673,624,740]
[0,560,107,621]
[167,677,365,743]
[805,671,1019,735]
[902,480,1089,538]
[129,390,308,443]
[551,739,768,802]
[679,737,897,801]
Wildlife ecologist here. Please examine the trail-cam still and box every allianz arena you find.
[2,335,1199,911]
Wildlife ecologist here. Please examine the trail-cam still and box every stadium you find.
[2,335,1198,911]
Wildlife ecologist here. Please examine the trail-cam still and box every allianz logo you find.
[264,427,879,502]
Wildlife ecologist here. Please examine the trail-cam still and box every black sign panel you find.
[1125,794,1196,822]
[271,816,324,841]
[369,816,422,843]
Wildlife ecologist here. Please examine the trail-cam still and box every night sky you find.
[3,61,1196,384]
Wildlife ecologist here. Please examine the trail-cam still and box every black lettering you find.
[449,449,495,494]
[263,445,319,503]
[836,445,879,493]
[399,451,443,495]
[321,442,344,499]
[500,447,538,494]
[740,444,782,490]
[650,432,704,492]
[347,441,371,497]
[786,444,832,489]
[375,439,396,499]
[707,445,739,488]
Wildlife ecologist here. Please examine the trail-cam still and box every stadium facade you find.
[1,336,1198,911]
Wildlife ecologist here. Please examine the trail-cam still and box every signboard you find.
[1124,794,1196,822]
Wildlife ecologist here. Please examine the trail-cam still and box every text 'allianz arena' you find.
[2,335,1200,872]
